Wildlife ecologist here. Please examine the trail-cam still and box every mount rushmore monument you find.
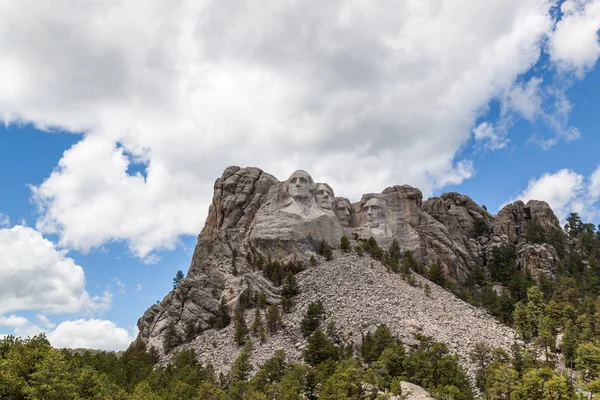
[136,166,564,352]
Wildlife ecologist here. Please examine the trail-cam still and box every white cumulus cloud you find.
[0,225,111,314]
[47,319,135,351]
[549,0,600,74]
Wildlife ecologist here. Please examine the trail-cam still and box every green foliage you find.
[304,330,338,366]
[233,307,249,345]
[257,291,267,309]
[266,304,281,334]
[231,342,253,383]
[361,324,395,364]
[489,245,518,285]
[281,270,299,313]
[340,235,351,252]
[424,282,432,297]
[361,236,385,260]
[354,245,364,256]
[323,246,333,261]
[212,297,231,329]
[7,323,589,400]
[163,322,181,354]
[427,258,446,286]
[173,270,184,289]
[309,254,317,266]
[565,212,584,238]
[300,300,325,337]
[472,218,490,238]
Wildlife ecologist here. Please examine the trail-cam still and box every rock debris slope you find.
[179,251,516,376]
[136,166,564,369]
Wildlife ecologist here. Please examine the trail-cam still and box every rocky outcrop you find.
[136,166,565,361]
[493,200,562,245]
[516,243,560,280]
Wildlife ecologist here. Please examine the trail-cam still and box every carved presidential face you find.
[315,183,334,210]
[365,198,384,228]
[287,170,313,201]
[335,198,351,227]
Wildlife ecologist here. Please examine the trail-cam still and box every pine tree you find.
[173,270,184,289]
[427,259,446,286]
[340,236,351,252]
[184,320,197,342]
[163,322,180,354]
[233,308,248,346]
[281,271,299,298]
[301,300,325,337]
[424,283,432,297]
[258,291,267,309]
[231,342,253,383]
[266,304,281,334]
[259,324,266,344]
[304,330,337,366]
[281,296,292,313]
[251,308,263,337]
[323,247,333,261]
[214,298,231,329]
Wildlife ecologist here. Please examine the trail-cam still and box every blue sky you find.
[0,0,599,350]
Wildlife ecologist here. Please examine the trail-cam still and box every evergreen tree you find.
[424,283,432,297]
[163,322,180,354]
[173,270,184,289]
[427,259,446,286]
[231,342,253,382]
[304,330,338,366]
[281,296,292,313]
[233,308,249,346]
[251,308,263,337]
[281,271,299,299]
[257,291,267,309]
[470,342,492,390]
[266,304,281,334]
[340,235,351,252]
[301,300,325,337]
[213,298,231,329]
[565,212,584,238]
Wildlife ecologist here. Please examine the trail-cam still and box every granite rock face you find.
[136,166,566,358]
[516,243,560,280]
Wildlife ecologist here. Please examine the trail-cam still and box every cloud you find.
[507,166,600,221]
[0,315,134,351]
[0,213,9,228]
[114,279,126,295]
[0,0,595,257]
[549,0,600,74]
[0,225,111,314]
[47,319,135,351]
[472,122,510,150]
[36,314,56,329]
[0,314,44,337]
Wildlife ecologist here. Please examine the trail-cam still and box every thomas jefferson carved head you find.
[314,183,334,210]
[286,170,314,202]
[364,198,384,228]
